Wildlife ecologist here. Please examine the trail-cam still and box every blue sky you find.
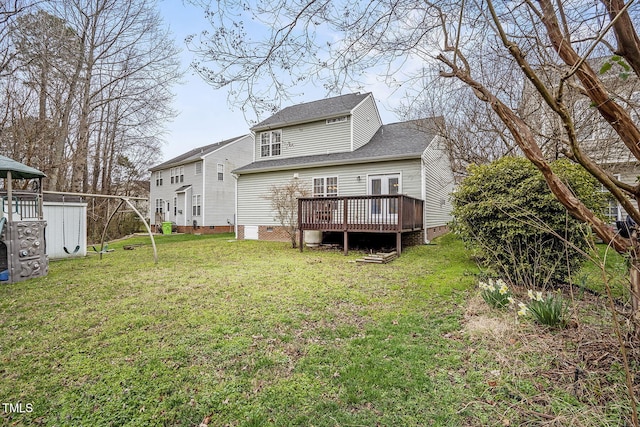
[157,1,404,162]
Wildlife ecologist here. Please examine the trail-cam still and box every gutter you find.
[232,153,424,175]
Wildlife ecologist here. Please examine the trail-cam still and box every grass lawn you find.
[0,233,636,426]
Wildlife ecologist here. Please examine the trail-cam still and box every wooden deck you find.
[297,195,424,255]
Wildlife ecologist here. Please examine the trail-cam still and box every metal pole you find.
[43,190,147,201]
[123,198,158,264]
[6,171,12,223]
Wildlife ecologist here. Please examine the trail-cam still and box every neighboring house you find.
[521,59,640,223]
[233,92,455,253]
[149,135,253,233]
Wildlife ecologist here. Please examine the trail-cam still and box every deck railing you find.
[298,195,424,232]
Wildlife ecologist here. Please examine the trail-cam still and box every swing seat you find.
[91,244,112,254]
[64,245,81,255]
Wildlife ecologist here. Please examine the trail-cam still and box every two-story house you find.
[520,59,640,224]
[233,92,455,254]
[149,134,253,233]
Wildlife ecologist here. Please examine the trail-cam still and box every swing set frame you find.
[44,191,158,264]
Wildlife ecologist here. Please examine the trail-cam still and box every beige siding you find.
[422,136,455,231]
[351,95,382,150]
[254,119,352,162]
[237,159,423,229]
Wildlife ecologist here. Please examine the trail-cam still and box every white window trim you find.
[192,194,202,217]
[217,163,224,181]
[260,130,282,158]
[312,176,339,197]
[195,161,203,175]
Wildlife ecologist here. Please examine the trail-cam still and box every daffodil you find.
[527,289,535,300]
[535,291,544,302]
[507,296,515,305]
[517,302,528,316]
[499,283,509,295]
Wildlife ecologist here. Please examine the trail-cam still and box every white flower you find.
[527,289,535,300]
[535,291,544,302]
[517,302,528,316]
[507,296,515,305]
[479,281,488,290]
[499,283,509,295]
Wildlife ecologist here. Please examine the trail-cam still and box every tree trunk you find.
[630,248,640,337]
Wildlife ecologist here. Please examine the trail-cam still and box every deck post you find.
[397,195,403,255]
[298,198,304,252]
[343,231,348,256]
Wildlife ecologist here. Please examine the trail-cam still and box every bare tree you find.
[1,0,180,193]
[264,180,310,248]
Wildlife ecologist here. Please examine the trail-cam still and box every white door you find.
[369,174,400,222]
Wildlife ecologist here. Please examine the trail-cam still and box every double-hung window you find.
[155,171,163,186]
[313,177,338,197]
[170,167,183,184]
[195,161,203,175]
[260,130,282,157]
[155,198,164,214]
[192,194,201,216]
[217,163,224,181]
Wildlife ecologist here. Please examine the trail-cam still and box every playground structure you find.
[0,156,48,284]
[43,190,158,264]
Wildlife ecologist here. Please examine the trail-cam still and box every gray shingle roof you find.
[251,93,371,131]
[234,118,441,174]
[150,135,249,171]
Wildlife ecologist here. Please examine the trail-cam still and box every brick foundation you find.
[175,225,234,234]
[426,225,449,241]
[237,224,449,247]
[402,230,425,247]
[236,225,298,242]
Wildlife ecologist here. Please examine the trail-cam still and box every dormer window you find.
[260,130,281,157]
[326,116,348,124]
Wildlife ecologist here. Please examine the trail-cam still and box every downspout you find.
[232,172,239,238]
[201,159,206,228]
[421,149,429,244]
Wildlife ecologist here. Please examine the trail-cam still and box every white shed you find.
[43,201,87,259]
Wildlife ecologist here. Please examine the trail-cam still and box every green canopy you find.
[0,155,46,179]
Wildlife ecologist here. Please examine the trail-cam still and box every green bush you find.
[452,157,605,289]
